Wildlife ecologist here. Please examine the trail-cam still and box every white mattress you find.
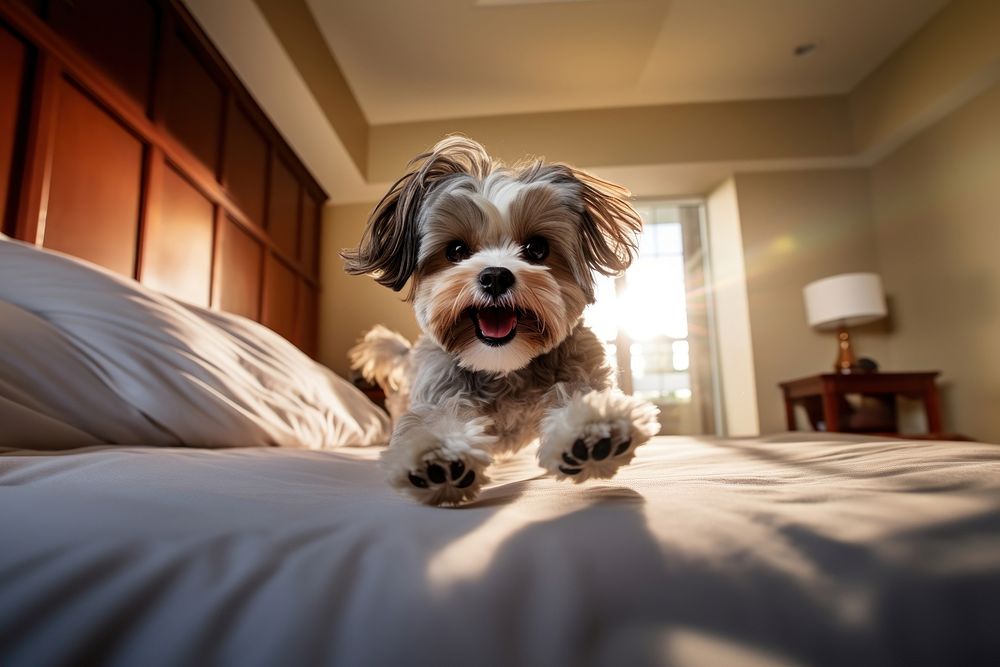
[1,434,998,666]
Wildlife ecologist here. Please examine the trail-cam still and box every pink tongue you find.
[477,307,517,338]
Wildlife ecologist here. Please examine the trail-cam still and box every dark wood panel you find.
[222,100,267,225]
[300,191,319,277]
[157,26,223,174]
[167,0,326,205]
[267,154,300,258]
[43,78,143,276]
[0,23,26,236]
[141,161,214,305]
[262,252,297,341]
[294,279,318,358]
[1,0,326,354]
[13,0,42,16]
[45,0,158,110]
[213,214,262,320]
[12,50,57,245]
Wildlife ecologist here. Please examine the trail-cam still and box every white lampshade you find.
[803,272,887,330]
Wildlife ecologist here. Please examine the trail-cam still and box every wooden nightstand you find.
[779,372,947,438]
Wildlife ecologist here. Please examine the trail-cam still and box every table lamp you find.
[803,272,887,373]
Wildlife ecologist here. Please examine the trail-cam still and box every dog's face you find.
[343,137,642,373]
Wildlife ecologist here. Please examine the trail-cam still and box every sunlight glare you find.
[622,256,688,341]
[583,273,620,342]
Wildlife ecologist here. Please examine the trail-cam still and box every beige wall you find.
[700,87,999,439]
[870,82,1000,442]
[318,202,420,378]
[369,96,853,183]
[731,169,891,434]
[850,0,1000,157]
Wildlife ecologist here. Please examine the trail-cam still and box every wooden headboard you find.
[0,0,325,357]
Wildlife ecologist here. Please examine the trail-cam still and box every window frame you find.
[592,199,719,435]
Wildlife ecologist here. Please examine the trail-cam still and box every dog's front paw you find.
[539,390,659,483]
[557,426,634,479]
[381,406,495,506]
[402,451,488,505]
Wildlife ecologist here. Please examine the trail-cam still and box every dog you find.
[343,136,660,505]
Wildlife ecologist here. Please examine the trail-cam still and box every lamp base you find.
[834,327,856,374]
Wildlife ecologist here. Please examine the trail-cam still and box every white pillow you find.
[0,235,389,450]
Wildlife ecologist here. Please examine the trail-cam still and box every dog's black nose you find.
[478,267,515,297]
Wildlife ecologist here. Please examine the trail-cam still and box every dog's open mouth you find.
[470,306,518,346]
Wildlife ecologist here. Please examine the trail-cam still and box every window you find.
[584,201,718,435]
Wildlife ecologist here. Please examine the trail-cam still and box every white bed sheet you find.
[1,434,998,667]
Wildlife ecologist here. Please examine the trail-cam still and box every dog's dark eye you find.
[523,237,549,262]
[445,240,471,263]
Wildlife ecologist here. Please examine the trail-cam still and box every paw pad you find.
[408,459,477,490]
[558,436,632,476]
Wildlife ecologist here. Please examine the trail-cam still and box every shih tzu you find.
[343,136,659,505]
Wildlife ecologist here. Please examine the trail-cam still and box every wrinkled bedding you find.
[0,235,389,449]
[1,434,998,666]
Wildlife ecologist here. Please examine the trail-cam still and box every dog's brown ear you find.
[341,136,493,291]
[546,165,642,275]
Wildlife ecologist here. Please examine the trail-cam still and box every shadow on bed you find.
[409,487,831,667]
[411,481,999,666]
[774,510,1000,667]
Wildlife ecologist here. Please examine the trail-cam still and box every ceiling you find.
[305,0,948,125]
[188,0,993,203]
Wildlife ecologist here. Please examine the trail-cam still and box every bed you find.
[2,434,999,666]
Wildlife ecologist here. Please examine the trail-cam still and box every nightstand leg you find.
[925,383,943,433]
[784,394,796,430]
[822,390,841,432]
